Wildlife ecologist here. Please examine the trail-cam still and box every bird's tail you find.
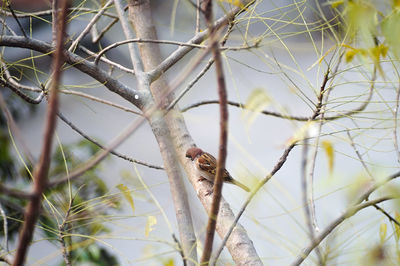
[230,179,250,192]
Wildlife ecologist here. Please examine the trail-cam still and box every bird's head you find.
[185,147,204,161]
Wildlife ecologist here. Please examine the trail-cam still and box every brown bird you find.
[185,147,250,192]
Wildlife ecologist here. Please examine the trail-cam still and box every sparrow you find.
[185,147,250,192]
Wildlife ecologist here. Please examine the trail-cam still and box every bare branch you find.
[290,196,395,266]
[211,143,295,264]
[148,0,256,82]
[0,35,146,108]
[60,89,141,115]
[5,0,27,38]
[200,0,229,263]
[69,0,114,52]
[78,45,135,75]
[128,0,197,264]
[13,1,68,264]
[48,114,147,188]
[92,18,118,43]
[57,111,164,170]
[0,7,118,19]
[181,100,310,121]
[114,0,145,76]
[167,59,214,111]
[0,17,16,36]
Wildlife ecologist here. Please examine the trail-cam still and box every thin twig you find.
[57,111,164,170]
[58,190,80,266]
[0,7,118,19]
[78,45,135,75]
[346,129,399,227]
[48,113,148,188]
[167,59,214,111]
[290,196,395,266]
[92,18,118,43]
[13,1,68,264]
[0,17,16,36]
[5,0,27,38]
[301,137,324,265]
[0,55,43,92]
[148,0,256,82]
[94,38,257,65]
[114,0,144,75]
[181,100,310,120]
[167,23,235,111]
[372,204,400,227]
[59,89,141,115]
[69,0,114,52]
[211,143,295,264]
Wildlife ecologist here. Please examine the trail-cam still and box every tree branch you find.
[128,1,197,264]
[200,0,229,264]
[0,36,146,108]
[13,1,68,264]
[290,196,395,266]
[147,0,256,82]
[57,111,164,170]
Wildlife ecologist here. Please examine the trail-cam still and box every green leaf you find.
[117,184,135,214]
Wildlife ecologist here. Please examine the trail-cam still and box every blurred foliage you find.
[334,0,400,63]
[0,95,120,264]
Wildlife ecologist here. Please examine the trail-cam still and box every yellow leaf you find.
[379,223,387,244]
[395,212,400,242]
[331,0,344,8]
[242,88,271,129]
[117,184,135,214]
[345,48,359,62]
[219,0,245,8]
[145,215,157,237]
[164,258,174,266]
[321,140,334,174]
[394,0,400,8]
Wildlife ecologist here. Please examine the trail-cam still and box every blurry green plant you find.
[0,100,121,264]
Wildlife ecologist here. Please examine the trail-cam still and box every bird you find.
[185,147,250,192]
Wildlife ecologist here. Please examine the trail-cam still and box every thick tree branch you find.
[0,36,146,108]
[128,1,197,264]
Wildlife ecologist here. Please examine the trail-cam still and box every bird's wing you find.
[197,152,217,175]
